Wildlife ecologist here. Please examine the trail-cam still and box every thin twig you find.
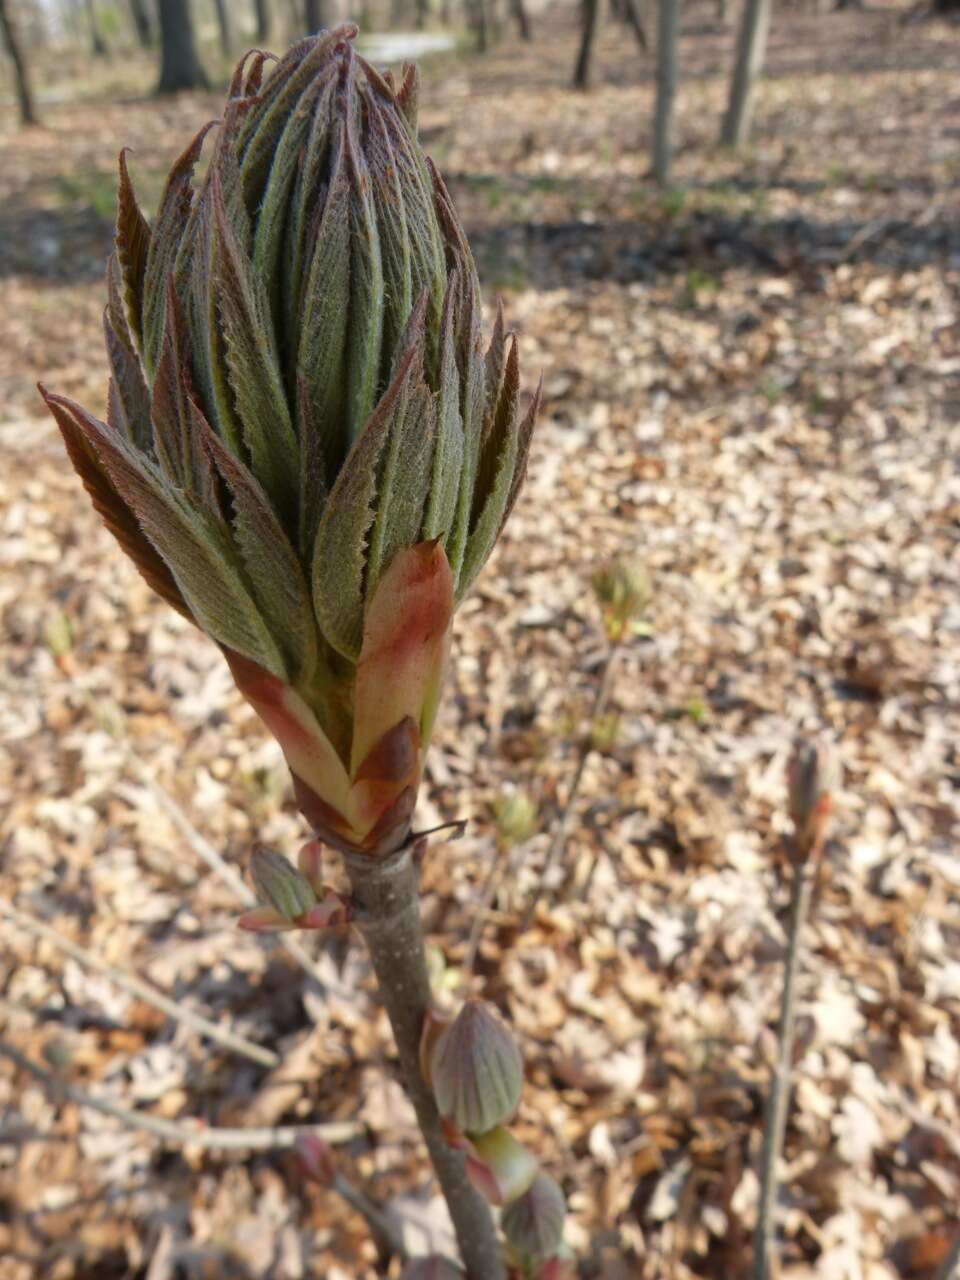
[332,1172,408,1261]
[753,860,816,1280]
[935,1235,960,1280]
[0,1039,358,1151]
[138,772,330,993]
[520,642,621,930]
[0,901,278,1070]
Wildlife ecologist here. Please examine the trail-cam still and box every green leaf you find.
[40,388,193,622]
[210,168,300,518]
[141,121,216,380]
[114,148,151,351]
[295,127,351,486]
[311,345,418,660]
[423,276,464,547]
[344,115,384,445]
[199,411,320,684]
[104,255,152,453]
[45,392,285,675]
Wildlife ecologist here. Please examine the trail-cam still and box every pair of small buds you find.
[238,843,351,933]
[420,1001,567,1266]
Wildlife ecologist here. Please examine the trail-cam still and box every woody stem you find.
[343,842,505,1280]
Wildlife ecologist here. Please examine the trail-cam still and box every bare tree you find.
[156,0,208,92]
[573,0,601,89]
[128,0,154,46]
[253,0,270,40]
[305,0,335,30]
[468,0,489,49]
[721,0,774,147]
[511,0,531,39]
[213,0,233,53]
[621,0,648,48]
[652,0,680,183]
[86,0,108,55]
[0,0,38,125]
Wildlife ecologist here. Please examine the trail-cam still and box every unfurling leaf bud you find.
[431,1000,523,1135]
[400,1259,466,1280]
[592,556,651,643]
[238,847,347,932]
[295,1133,337,1188]
[465,1127,538,1206]
[492,788,538,846]
[41,27,538,859]
[786,736,839,858]
[502,1172,566,1265]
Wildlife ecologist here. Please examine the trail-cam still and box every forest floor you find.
[1,4,959,1278]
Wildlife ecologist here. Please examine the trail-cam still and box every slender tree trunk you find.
[305,0,334,31]
[573,0,601,89]
[128,0,154,46]
[511,0,531,38]
[86,0,108,55]
[622,0,648,48]
[653,0,680,183]
[213,0,233,54]
[469,0,488,49]
[156,0,208,92]
[416,0,429,27]
[720,0,773,147]
[0,0,38,125]
[253,0,270,39]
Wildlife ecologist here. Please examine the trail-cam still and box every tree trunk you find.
[253,0,270,39]
[621,0,648,48]
[573,0,601,88]
[652,0,679,183]
[720,0,773,147]
[511,0,531,38]
[469,0,488,50]
[156,0,208,92]
[305,0,336,31]
[0,0,38,125]
[86,0,108,55]
[416,0,429,27]
[213,0,233,53]
[128,0,154,46]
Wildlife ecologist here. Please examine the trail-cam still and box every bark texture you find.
[344,845,506,1280]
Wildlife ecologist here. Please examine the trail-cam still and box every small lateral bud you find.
[431,1000,523,1135]
[502,1172,566,1265]
[465,1126,538,1206]
[787,736,839,857]
[492,788,538,845]
[400,1259,466,1280]
[295,1133,336,1188]
[238,847,347,932]
[592,556,651,643]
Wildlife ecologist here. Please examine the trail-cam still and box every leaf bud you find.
[238,847,347,932]
[786,736,839,858]
[502,1172,566,1265]
[295,1133,336,1188]
[592,556,651,643]
[492,788,538,845]
[430,999,523,1135]
[465,1126,538,1206]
